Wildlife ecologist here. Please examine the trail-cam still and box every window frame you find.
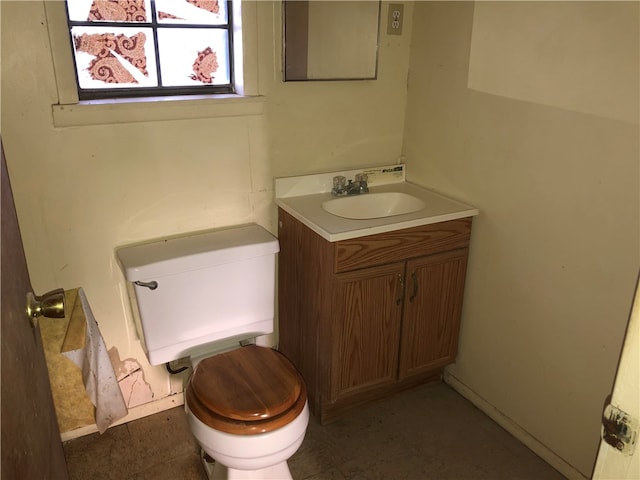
[65,0,236,100]
[44,0,264,127]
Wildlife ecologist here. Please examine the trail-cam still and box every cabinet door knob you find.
[409,271,418,303]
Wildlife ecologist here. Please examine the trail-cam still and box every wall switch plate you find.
[387,4,404,36]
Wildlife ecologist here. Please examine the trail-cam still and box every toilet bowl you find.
[186,345,308,479]
[116,224,309,479]
[188,402,309,479]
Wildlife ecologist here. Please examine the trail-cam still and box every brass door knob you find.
[26,288,65,328]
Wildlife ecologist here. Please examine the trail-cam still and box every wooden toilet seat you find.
[186,345,307,435]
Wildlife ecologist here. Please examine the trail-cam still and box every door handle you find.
[409,271,418,303]
[26,288,65,328]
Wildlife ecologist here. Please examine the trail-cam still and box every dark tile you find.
[64,383,565,480]
[64,407,205,480]
[126,406,200,463]
[302,467,348,480]
[63,424,144,480]
[137,452,207,480]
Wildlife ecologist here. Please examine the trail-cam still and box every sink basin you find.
[322,192,426,220]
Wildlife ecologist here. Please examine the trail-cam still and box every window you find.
[65,0,235,100]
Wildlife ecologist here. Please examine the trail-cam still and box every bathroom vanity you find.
[275,167,478,424]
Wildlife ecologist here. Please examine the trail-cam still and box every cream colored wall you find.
[0,0,411,423]
[266,2,412,176]
[402,2,639,477]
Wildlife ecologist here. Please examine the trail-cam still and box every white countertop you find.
[275,167,479,242]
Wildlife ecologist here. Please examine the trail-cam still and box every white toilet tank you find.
[116,224,279,366]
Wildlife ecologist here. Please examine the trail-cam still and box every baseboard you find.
[60,392,184,442]
[444,371,588,480]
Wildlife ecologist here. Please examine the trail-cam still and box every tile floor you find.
[63,383,566,480]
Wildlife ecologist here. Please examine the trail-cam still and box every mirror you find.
[283,1,380,81]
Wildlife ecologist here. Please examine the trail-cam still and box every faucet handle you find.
[355,173,369,193]
[332,175,347,196]
[355,173,368,184]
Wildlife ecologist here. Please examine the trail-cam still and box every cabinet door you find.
[330,263,405,402]
[398,248,469,380]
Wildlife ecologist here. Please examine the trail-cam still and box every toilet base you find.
[188,400,308,479]
[201,449,293,480]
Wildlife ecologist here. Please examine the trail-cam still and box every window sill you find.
[51,94,266,128]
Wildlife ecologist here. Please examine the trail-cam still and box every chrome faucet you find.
[332,173,369,196]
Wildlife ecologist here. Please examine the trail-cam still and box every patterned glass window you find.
[66,0,234,100]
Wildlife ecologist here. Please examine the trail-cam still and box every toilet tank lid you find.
[116,224,279,282]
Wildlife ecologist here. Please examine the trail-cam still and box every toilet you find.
[116,224,309,480]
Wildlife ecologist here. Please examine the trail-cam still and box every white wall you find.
[0,0,411,420]
[402,2,639,477]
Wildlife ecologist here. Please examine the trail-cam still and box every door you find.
[398,248,469,380]
[592,273,639,479]
[331,262,405,401]
[1,141,69,478]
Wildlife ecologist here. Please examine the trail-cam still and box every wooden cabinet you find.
[398,250,469,380]
[277,208,472,423]
[331,262,404,402]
